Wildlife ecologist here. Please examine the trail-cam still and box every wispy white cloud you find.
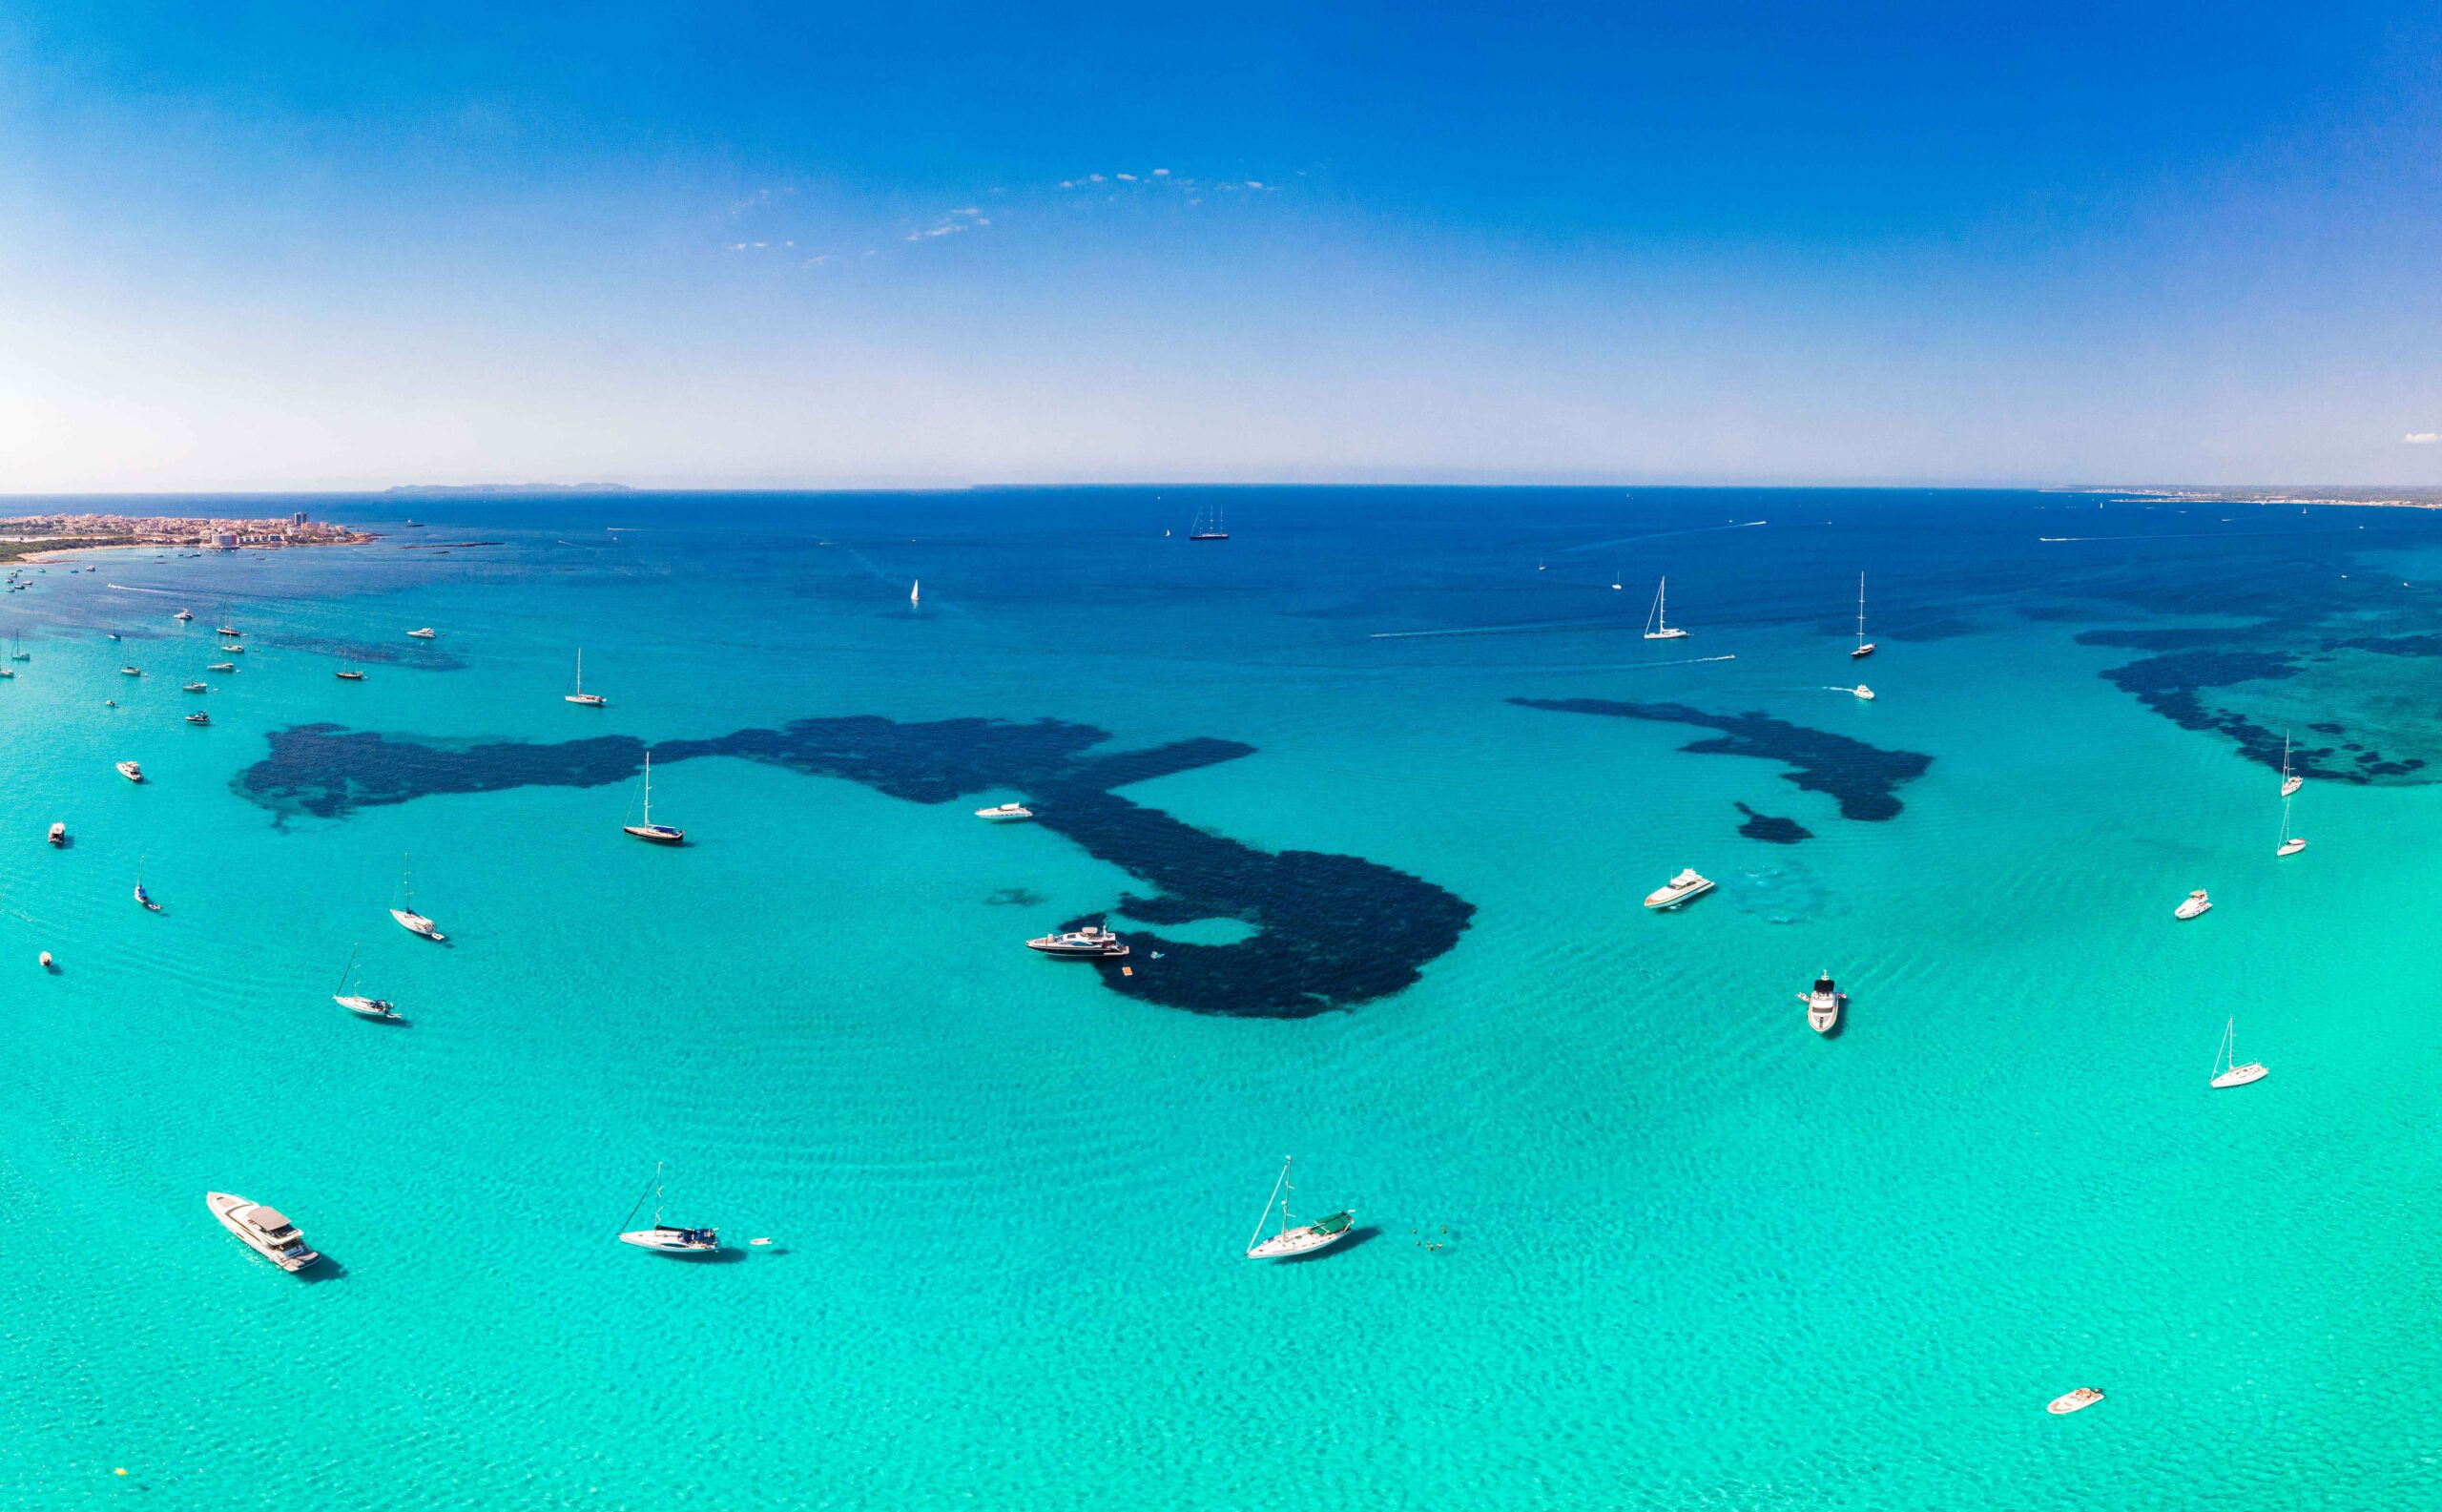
[904,207,990,241]
[2408,432,2438,444]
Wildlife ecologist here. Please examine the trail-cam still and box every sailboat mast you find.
[1857,572,1867,644]
[643,752,652,823]
[1277,1155,1294,1238]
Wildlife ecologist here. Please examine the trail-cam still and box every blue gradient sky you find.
[4,3,2441,489]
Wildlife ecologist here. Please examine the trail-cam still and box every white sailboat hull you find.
[392,908,445,941]
[2210,1063,2267,1088]
[1643,628,1688,640]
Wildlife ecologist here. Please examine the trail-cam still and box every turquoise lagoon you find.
[1,487,2438,1508]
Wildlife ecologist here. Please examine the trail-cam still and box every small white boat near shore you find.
[2046,1388,2104,1416]
[2174,889,2211,920]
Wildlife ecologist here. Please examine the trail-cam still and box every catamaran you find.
[617,1161,721,1254]
[333,945,401,1021]
[2210,1017,2266,1087]
[1244,1156,1355,1259]
[2279,731,2303,797]
[390,854,445,940]
[622,752,685,844]
[564,650,607,707]
[1643,578,1688,640]
[1851,572,1875,658]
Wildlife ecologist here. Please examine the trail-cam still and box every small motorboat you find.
[407,628,437,639]
[0,668,12,680]
[185,711,210,725]
[118,666,141,676]
[174,611,193,621]
[114,760,143,783]
[2174,889,2211,920]
[47,822,65,846]
[1850,684,1875,701]
[38,951,52,970]
[206,1191,322,1274]
[2046,1388,2105,1416]
[207,662,237,673]
[974,802,1035,822]
[1025,924,1129,959]
[1643,868,1714,909]
[182,681,208,693]
[219,644,245,653]
[107,632,121,640]
[1799,972,1844,1034]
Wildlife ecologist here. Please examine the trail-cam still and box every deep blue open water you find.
[4,487,2439,1508]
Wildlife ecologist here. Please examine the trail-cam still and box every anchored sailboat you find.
[2276,790,2306,857]
[623,752,686,844]
[390,853,445,940]
[2210,1017,2267,1087]
[1851,572,1876,659]
[1189,502,1230,541]
[564,649,607,707]
[1643,578,1688,640]
[1243,1155,1356,1260]
[617,1161,721,1254]
[333,944,401,1021]
[2279,731,2303,797]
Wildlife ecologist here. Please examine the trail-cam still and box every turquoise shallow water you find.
[4,487,2441,1507]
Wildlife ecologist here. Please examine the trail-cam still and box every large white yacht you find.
[207,1191,323,1273]
[974,802,1035,822]
[1643,868,1714,909]
[1026,924,1128,958]
[1800,972,1843,1034]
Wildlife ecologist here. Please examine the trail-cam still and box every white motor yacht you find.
[1643,868,1714,909]
[174,610,194,621]
[208,662,237,673]
[1850,684,1875,701]
[2046,1388,2105,1416]
[114,760,143,783]
[407,628,438,639]
[974,802,1035,822]
[1800,972,1843,1034]
[47,822,65,846]
[1025,924,1128,958]
[2174,889,2211,920]
[207,1191,323,1273]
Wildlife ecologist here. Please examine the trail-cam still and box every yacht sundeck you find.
[1800,972,1843,1034]
[206,1191,322,1274]
[974,802,1035,822]
[1026,925,1128,958]
[1643,868,1714,909]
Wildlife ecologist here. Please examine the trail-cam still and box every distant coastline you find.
[2069,485,2442,509]
[383,483,632,497]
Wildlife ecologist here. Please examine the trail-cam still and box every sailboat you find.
[335,652,365,681]
[390,853,445,940]
[2279,732,2303,797]
[7,636,27,662]
[1189,501,1230,541]
[333,944,401,1021]
[2209,1017,2267,1087]
[1851,572,1875,658]
[2276,793,2306,857]
[1643,578,1688,640]
[563,650,607,707]
[910,579,921,607]
[623,752,686,844]
[1242,1156,1356,1260]
[617,1161,721,1253]
[134,857,160,912]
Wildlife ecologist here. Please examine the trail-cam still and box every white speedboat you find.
[2209,1017,2266,1088]
[1642,577,1689,640]
[1644,868,1714,909]
[974,802,1035,822]
[1026,924,1128,958]
[114,760,143,783]
[407,628,437,639]
[2174,889,2211,920]
[1244,1156,1356,1259]
[185,711,209,725]
[174,610,193,621]
[564,649,607,706]
[2046,1388,2104,1416]
[617,1162,721,1254]
[1800,972,1843,1034]
[206,1191,323,1273]
[1851,684,1874,701]
[48,822,65,846]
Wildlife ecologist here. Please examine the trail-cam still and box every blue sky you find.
[4,2,2440,489]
